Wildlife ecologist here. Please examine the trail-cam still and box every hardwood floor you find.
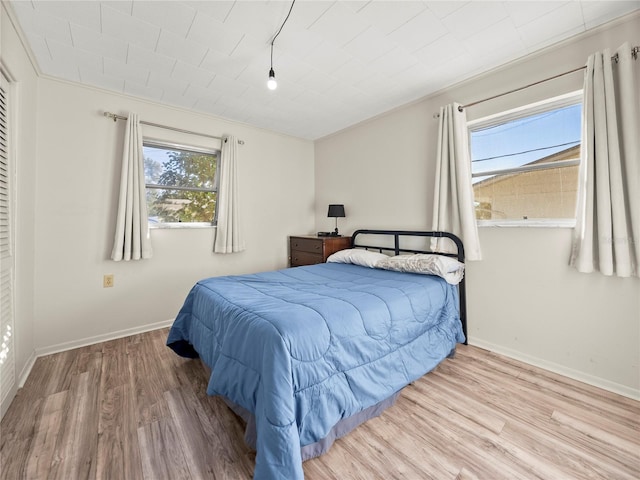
[1,328,638,479]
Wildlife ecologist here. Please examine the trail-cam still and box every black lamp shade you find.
[327,204,345,218]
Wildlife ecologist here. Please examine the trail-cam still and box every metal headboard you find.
[350,229,467,345]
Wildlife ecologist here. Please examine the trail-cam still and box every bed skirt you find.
[223,391,401,461]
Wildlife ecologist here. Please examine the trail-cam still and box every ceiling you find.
[6,1,640,140]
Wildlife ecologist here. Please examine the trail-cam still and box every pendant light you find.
[267,0,296,90]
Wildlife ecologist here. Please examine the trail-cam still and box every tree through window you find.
[143,141,219,226]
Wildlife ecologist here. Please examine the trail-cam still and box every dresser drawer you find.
[290,237,323,254]
[290,250,323,267]
[289,235,351,267]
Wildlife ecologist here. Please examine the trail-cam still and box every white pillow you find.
[376,254,465,285]
[327,249,389,268]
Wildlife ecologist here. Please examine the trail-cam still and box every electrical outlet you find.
[103,274,114,288]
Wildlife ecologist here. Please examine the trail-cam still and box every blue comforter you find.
[167,262,465,479]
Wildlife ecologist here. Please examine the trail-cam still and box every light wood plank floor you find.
[1,328,638,479]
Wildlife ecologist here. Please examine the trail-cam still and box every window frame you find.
[143,138,221,229]
[467,90,582,228]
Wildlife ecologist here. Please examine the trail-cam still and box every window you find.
[468,91,582,226]
[143,140,220,228]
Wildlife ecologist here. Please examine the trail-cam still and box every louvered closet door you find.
[0,71,16,418]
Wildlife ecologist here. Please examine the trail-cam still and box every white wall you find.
[1,4,38,403]
[315,13,640,398]
[31,80,314,353]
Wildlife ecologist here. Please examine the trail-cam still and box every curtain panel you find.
[431,103,482,261]
[111,113,152,261]
[570,42,639,277]
[214,135,245,254]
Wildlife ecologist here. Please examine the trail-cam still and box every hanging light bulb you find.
[267,67,277,90]
[267,0,295,91]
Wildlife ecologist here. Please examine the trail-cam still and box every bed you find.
[167,229,467,479]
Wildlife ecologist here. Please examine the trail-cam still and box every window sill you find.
[477,219,576,228]
[149,222,216,230]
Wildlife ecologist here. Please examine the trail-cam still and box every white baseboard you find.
[469,337,640,401]
[17,351,36,388]
[35,319,175,358]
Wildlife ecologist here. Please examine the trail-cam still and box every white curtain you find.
[111,113,152,261]
[570,42,639,277]
[431,103,482,261]
[214,135,245,253]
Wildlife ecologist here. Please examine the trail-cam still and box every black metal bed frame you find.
[350,229,468,344]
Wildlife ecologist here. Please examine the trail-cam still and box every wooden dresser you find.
[289,235,351,267]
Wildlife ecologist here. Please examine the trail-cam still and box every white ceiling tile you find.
[192,95,224,115]
[275,27,325,63]
[170,61,215,88]
[235,61,275,90]
[425,1,467,20]
[284,1,333,31]
[131,1,197,37]
[343,26,396,64]
[440,1,509,39]
[354,72,393,96]
[10,2,73,45]
[208,74,250,98]
[581,1,640,29]
[223,1,291,43]
[341,1,371,14]
[36,47,82,81]
[239,85,277,107]
[413,33,467,66]
[302,42,353,75]
[295,68,340,95]
[330,58,375,86]
[155,29,208,67]
[104,57,150,84]
[213,94,252,115]
[46,37,102,71]
[79,66,124,92]
[386,8,448,52]
[200,49,251,80]
[183,1,234,23]
[517,2,585,48]
[368,46,418,74]
[20,31,52,62]
[160,87,199,110]
[101,4,161,51]
[70,23,128,62]
[33,0,101,30]
[7,0,638,140]
[127,44,176,76]
[124,80,164,101]
[185,84,220,104]
[186,12,244,56]
[462,17,525,58]
[271,53,317,84]
[504,1,569,27]
[229,33,268,60]
[101,1,132,15]
[147,71,189,94]
[307,3,370,48]
[357,1,427,35]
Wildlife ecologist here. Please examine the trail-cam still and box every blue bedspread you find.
[167,262,465,479]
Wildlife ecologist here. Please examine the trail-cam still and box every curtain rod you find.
[457,45,639,113]
[102,112,245,145]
